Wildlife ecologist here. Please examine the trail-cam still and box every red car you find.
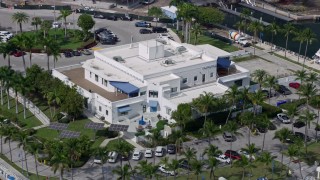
[224,150,241,160]
[289,82,300,89]
[11,51,25,57]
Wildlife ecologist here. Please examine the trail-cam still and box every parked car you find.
[93,14,105,19]
[158,164,175,176]
[52,21,61,28]
[83,6,95,11]
[293,121,305,128]
[155,146,164,157]
[224,150,241,160]
[81,49,92,55]
[132,149,142,161]
[141,0,155,5]
[277,113,291,124]
[106,15,118,21]
[64,51,73,58]
[215,154,231,164]
[93,156,102,164]
[268,122,277,130]
[144,148,153,158]
[139,28,152,34]
[294,132,311,141]
[12,51,25,57]
[120,14,132,21]
[157,33,174,40]
[107,151,118,163]
[289,82,300,89]
[152,27,168,33]
[277,85,292,95]
[135,21,151,27]
[167,144,176,154]
[72,50,81,56]
[223,132,234,142]
[237,150,256,160]
[179,159,191,170]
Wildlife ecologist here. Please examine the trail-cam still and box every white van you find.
[108,151,118,163]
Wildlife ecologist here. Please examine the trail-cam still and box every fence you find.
[0,2,71,10]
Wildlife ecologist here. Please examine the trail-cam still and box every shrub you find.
[96,128,118,138]
[58,117,70,124]
[25,129,37,136]
[135,131,145,137]
[261,102,282,118]
[279,98,307,110]
[156,120,167,131]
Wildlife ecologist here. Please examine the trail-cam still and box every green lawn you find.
[232,55,258,63]
[192,34,239,52]
[105,138,134,151]
[170,161,286,180]
[20,29,94,50]
[0,94,42,129]
[300,142,320,166]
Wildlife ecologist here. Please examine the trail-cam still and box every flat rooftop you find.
[96,39,231,76]
[62,68,128,102]
[169,82,228,105]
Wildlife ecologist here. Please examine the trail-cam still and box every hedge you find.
[279,98,307,110]
[261,102,282,118]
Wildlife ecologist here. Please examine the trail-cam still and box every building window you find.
[99,106,102,111]
[120,111,128,116]
[166,108,172,115]
[95,74,98,82]
[143,105,146,113]
[235,79,243,86]
[171,87,177,93]
[101,78,104,85]
[182,78,187,84]
[210,72,214,77]
[149,90,158,98]
[105,110,108,116]
[90,72,92,78]
[140,91,146,96]
[194,76,198,81]
[104,79,108,87]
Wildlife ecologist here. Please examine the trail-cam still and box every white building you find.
[53,38,250,127]
[161,6,177,20]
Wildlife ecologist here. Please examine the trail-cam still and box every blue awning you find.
[117,105,131,113]
[110,81,139,94]
[7,176,15,180]
[149,100,158,108]
[217,57,231,69]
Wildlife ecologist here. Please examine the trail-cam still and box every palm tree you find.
[224,85,239,124]
[113,138,134,170]
[239,87,250,111]
[240,8,251,26]
[148,7,163,28]
[135,160,158,180]
[12,34,28,72]
[169,0,186,31]
[2,66,14,110]
[171,103,191,132]
[257,115,271,152]
[160,156,170,180]
[0,42,15,67]
[14,131,32,176]
[191,23,202,45]
[203,145,221,159]
[183,147,196,179]
[4,127,17,162]
[112,164,134,180]
[27,141,42,180]
[191,159,204,180]
[146,130,162,165]
[41,36,54,71]
[297,83,317,109]
[11,72,24,114]
[273,127,291,171]
[50,152,70,180]
[233,155,253,180]
[58,9,72,38]
[0,126,5,155]
[293,29,305,62]
[301,28,317,70]
[23,34,37,67]
[65,139,81,180]
[31,17,42,31]
[311,97,320,142]
[168,159,180,180]
[239,112,254,145]
[294,69,307,85]
[247,21,264,55]
[93,146,109,179]
[51,45,61,69]
[168,130,184,158]
[206,156,218,180]
[242,143,257,162]
[263,75,278,103]
[252,69,268,88]
[199,120,220,145]
[179,3,198,43]
[41,20,52,38]
[224,121,242,165]
[266,22,279,51]
[248,90,265,116]
[285,104,298,132]
[258,151,274,178]
[299,109,316,153]
[12,12,29,33]
[306,72,318,85]
[281,23,296,57]
[192,91,216,123]
[287,144,298,175]
[234,20,246,34]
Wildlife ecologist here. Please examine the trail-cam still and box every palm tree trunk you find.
[9,140,12,162]
[8,56,11,67]
[71,164,73,180]
[34,156,39,180]
[15,92,18,114]
[1,86,3,105]
[47,54,50,71]
[270,33,274,52]
[248,127,251,145]
[7,89,10,109]
[302,41,309,71]
[316,110,319,142]
[0,135,2,154]
[60,171,63,180]
[19,23,23,33]
[297,41,302,62]
[269,87,272,104]
[242,168,245,180]
[23,96,26,119]
[64,19,67,38]
[280,144,284,172]
[226,102,234,125]
[29,51,32,67]
[262,132,266,151]
[24,150,29,176]
[305,124,308,153]
[21,54,26,72]
[285,35,289,57]
[299,160,303,179]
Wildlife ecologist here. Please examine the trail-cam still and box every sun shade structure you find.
[109,124,129,132]
[48,122,69,130]
[217,57,231,69]
[109,81,139,95]
[59,130,81,139]
[149,100,158,108]
[117,105,131,113]
[85,122,105,130]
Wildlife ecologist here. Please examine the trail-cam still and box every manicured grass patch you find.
[301,142,320,166]
[105,138,134,151]
[232,55,258,62]
[0,95,42,129]
[21,29,94,50]
[193,34,239,52]
[279,98,307,110]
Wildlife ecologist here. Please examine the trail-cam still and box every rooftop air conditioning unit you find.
[164,59,174,65]
[175,46,187,54]
[113,56,125,63]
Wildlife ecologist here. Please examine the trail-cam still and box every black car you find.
[72,50,81,56]
[152,27,168,33]
[179,160,191,170]
[93,14,105,19]
[278,85,292,95]
[100,36,116,45]
[106,15,118,21]
[139,28,153,34]
[294,132,311,141]
[120,15,132,21]
[268,123,277,130]
[293,121,305,128]
[64,51,73,58]
[257,126,267,133]
[167,144,176,154]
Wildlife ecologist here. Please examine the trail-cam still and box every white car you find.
[158,164,175,176]
[157,33,173,40]
[0,31,13,38]
[52,22,61,29]
[93,156,102,164]
[237,150,256,160]
[277,113,291,124]
[83,6,95,11]
[215,154,231,164]
[144,148,153,158]
[132,149,142,161]
[155,146,164,157]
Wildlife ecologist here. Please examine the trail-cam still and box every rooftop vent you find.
[113,56,125,63]
[91,65,100,70]
[156,38,167,44]
[174,46,187,54]
[161,59,175,66]
[104,73,113,77]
